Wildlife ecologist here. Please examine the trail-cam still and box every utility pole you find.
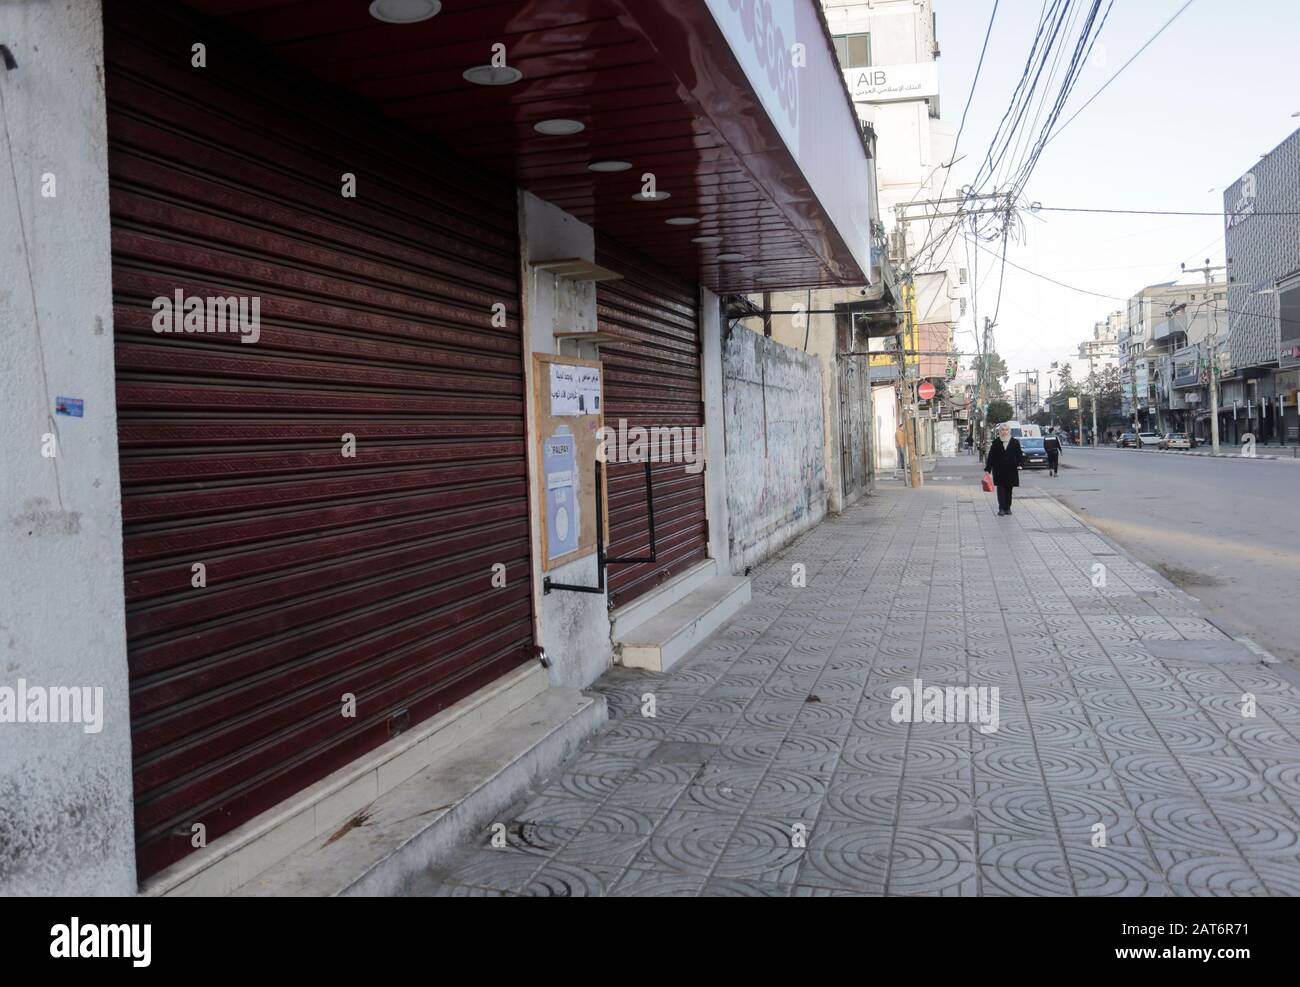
[1047,362,1058,430]
[892,194,1011,482]
[1087,349,1099,447]
[1129,352,1139,434]
[1016,369,1039,422]
[903,304,921,488]
[1182,260,1226,454]
[975,317,993,448]
[1077,383,1085,446]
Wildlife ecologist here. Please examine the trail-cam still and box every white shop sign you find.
[844,63,940,103]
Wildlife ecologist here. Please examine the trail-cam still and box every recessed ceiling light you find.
[588,160,633,172]
[534,118,585,136]
[368,0,441,23]
[463,64,522,86]
[665,217,700,226]
[717,252,745,262]
[631,190,671,202]
[692,235,723,245]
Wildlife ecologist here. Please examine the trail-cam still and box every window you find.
[833,33,871,68]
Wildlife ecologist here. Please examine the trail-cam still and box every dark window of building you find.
[1280,281,1300,351]
[833,33,872,68]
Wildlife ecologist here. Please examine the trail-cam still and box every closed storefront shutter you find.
[595,235,709,608]
[106,4,532,878]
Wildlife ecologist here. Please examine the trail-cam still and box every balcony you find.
[1151,317,1188,344]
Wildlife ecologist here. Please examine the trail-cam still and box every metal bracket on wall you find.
[542,459,658,595]
[543,461,607,596]
[605,458,657,566]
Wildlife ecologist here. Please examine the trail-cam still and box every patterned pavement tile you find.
[703,877,796,896]
[404,479,1300,897]
[608,870,707,897]
[524,861,625,897]
[628,836,726,874]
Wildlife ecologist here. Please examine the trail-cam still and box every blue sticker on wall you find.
[55,397,84,417]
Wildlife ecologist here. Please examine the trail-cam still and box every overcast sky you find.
[933,0,1300,387]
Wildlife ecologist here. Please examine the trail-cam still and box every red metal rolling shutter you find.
[595,235,709,608]
[105,3,533,879]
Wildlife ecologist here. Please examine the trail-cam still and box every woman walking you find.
[984,424,1024,516]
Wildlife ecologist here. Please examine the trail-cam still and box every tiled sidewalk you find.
[405,466,1300,896]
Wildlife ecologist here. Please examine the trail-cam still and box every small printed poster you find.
[550,363,600,416]
[543,426,578,558]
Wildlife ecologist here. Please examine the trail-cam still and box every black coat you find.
[985,437,1023,487]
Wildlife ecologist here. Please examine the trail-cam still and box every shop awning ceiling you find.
[181,0,874,293]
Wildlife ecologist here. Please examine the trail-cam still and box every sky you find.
[932,0,1300,387]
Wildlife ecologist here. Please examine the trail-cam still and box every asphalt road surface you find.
[1032,446,1300,667]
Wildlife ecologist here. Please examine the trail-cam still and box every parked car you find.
[1137,432,1162,448]
[1018,436,1049,469]
[1160,432,1192,450]
[1118,432,1138,448]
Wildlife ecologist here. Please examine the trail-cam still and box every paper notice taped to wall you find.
[550,363,601,416]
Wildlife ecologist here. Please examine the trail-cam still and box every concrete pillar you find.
[0,0,137,894]
[516,191,611,689]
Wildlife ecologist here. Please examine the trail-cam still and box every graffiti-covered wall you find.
[723,328,827,573]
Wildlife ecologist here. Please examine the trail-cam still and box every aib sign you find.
[845,63,939,103]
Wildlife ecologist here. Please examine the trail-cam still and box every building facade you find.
[1223,127,1300,445]
[824,0,966,468]
[2,0,877,895]
[1122,280,1223,433]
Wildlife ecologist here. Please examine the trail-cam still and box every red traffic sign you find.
[917,382,936,401]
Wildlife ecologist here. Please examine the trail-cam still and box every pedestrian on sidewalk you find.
[985,423,1023,516]
[1044,431,1061,476]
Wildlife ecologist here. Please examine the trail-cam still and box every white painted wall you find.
[0,0,136,894]
[699,287,731,570]
[873,383,900,470]
[722,330,828,573]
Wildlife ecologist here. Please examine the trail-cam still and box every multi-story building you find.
[1122,280,1225,433]
[1223,127,1300,445]
[1079,312,1122,377]
[823,0,968,463]
[1014,381,1040,421]
[1164,300,1228,440]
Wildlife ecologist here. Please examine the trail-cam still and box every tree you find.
[1098,365,1124,422]
[987,399,1014,425]
[1048,362,1078,423]
[983,352,1010,385]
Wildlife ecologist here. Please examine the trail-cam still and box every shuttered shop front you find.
[106,3,533,879]
[596,236,710,608]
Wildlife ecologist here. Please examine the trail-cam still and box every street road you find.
[1035,446,1300,667]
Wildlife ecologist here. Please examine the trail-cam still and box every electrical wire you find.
[1042,0,1197,151]
[1036,205,1300,216]
[963,234,1300,329]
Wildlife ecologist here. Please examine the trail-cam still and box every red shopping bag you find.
[981,472,994,493]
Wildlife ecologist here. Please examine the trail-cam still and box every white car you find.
[1161,433,1193,450]
[1137,432,1162,448]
